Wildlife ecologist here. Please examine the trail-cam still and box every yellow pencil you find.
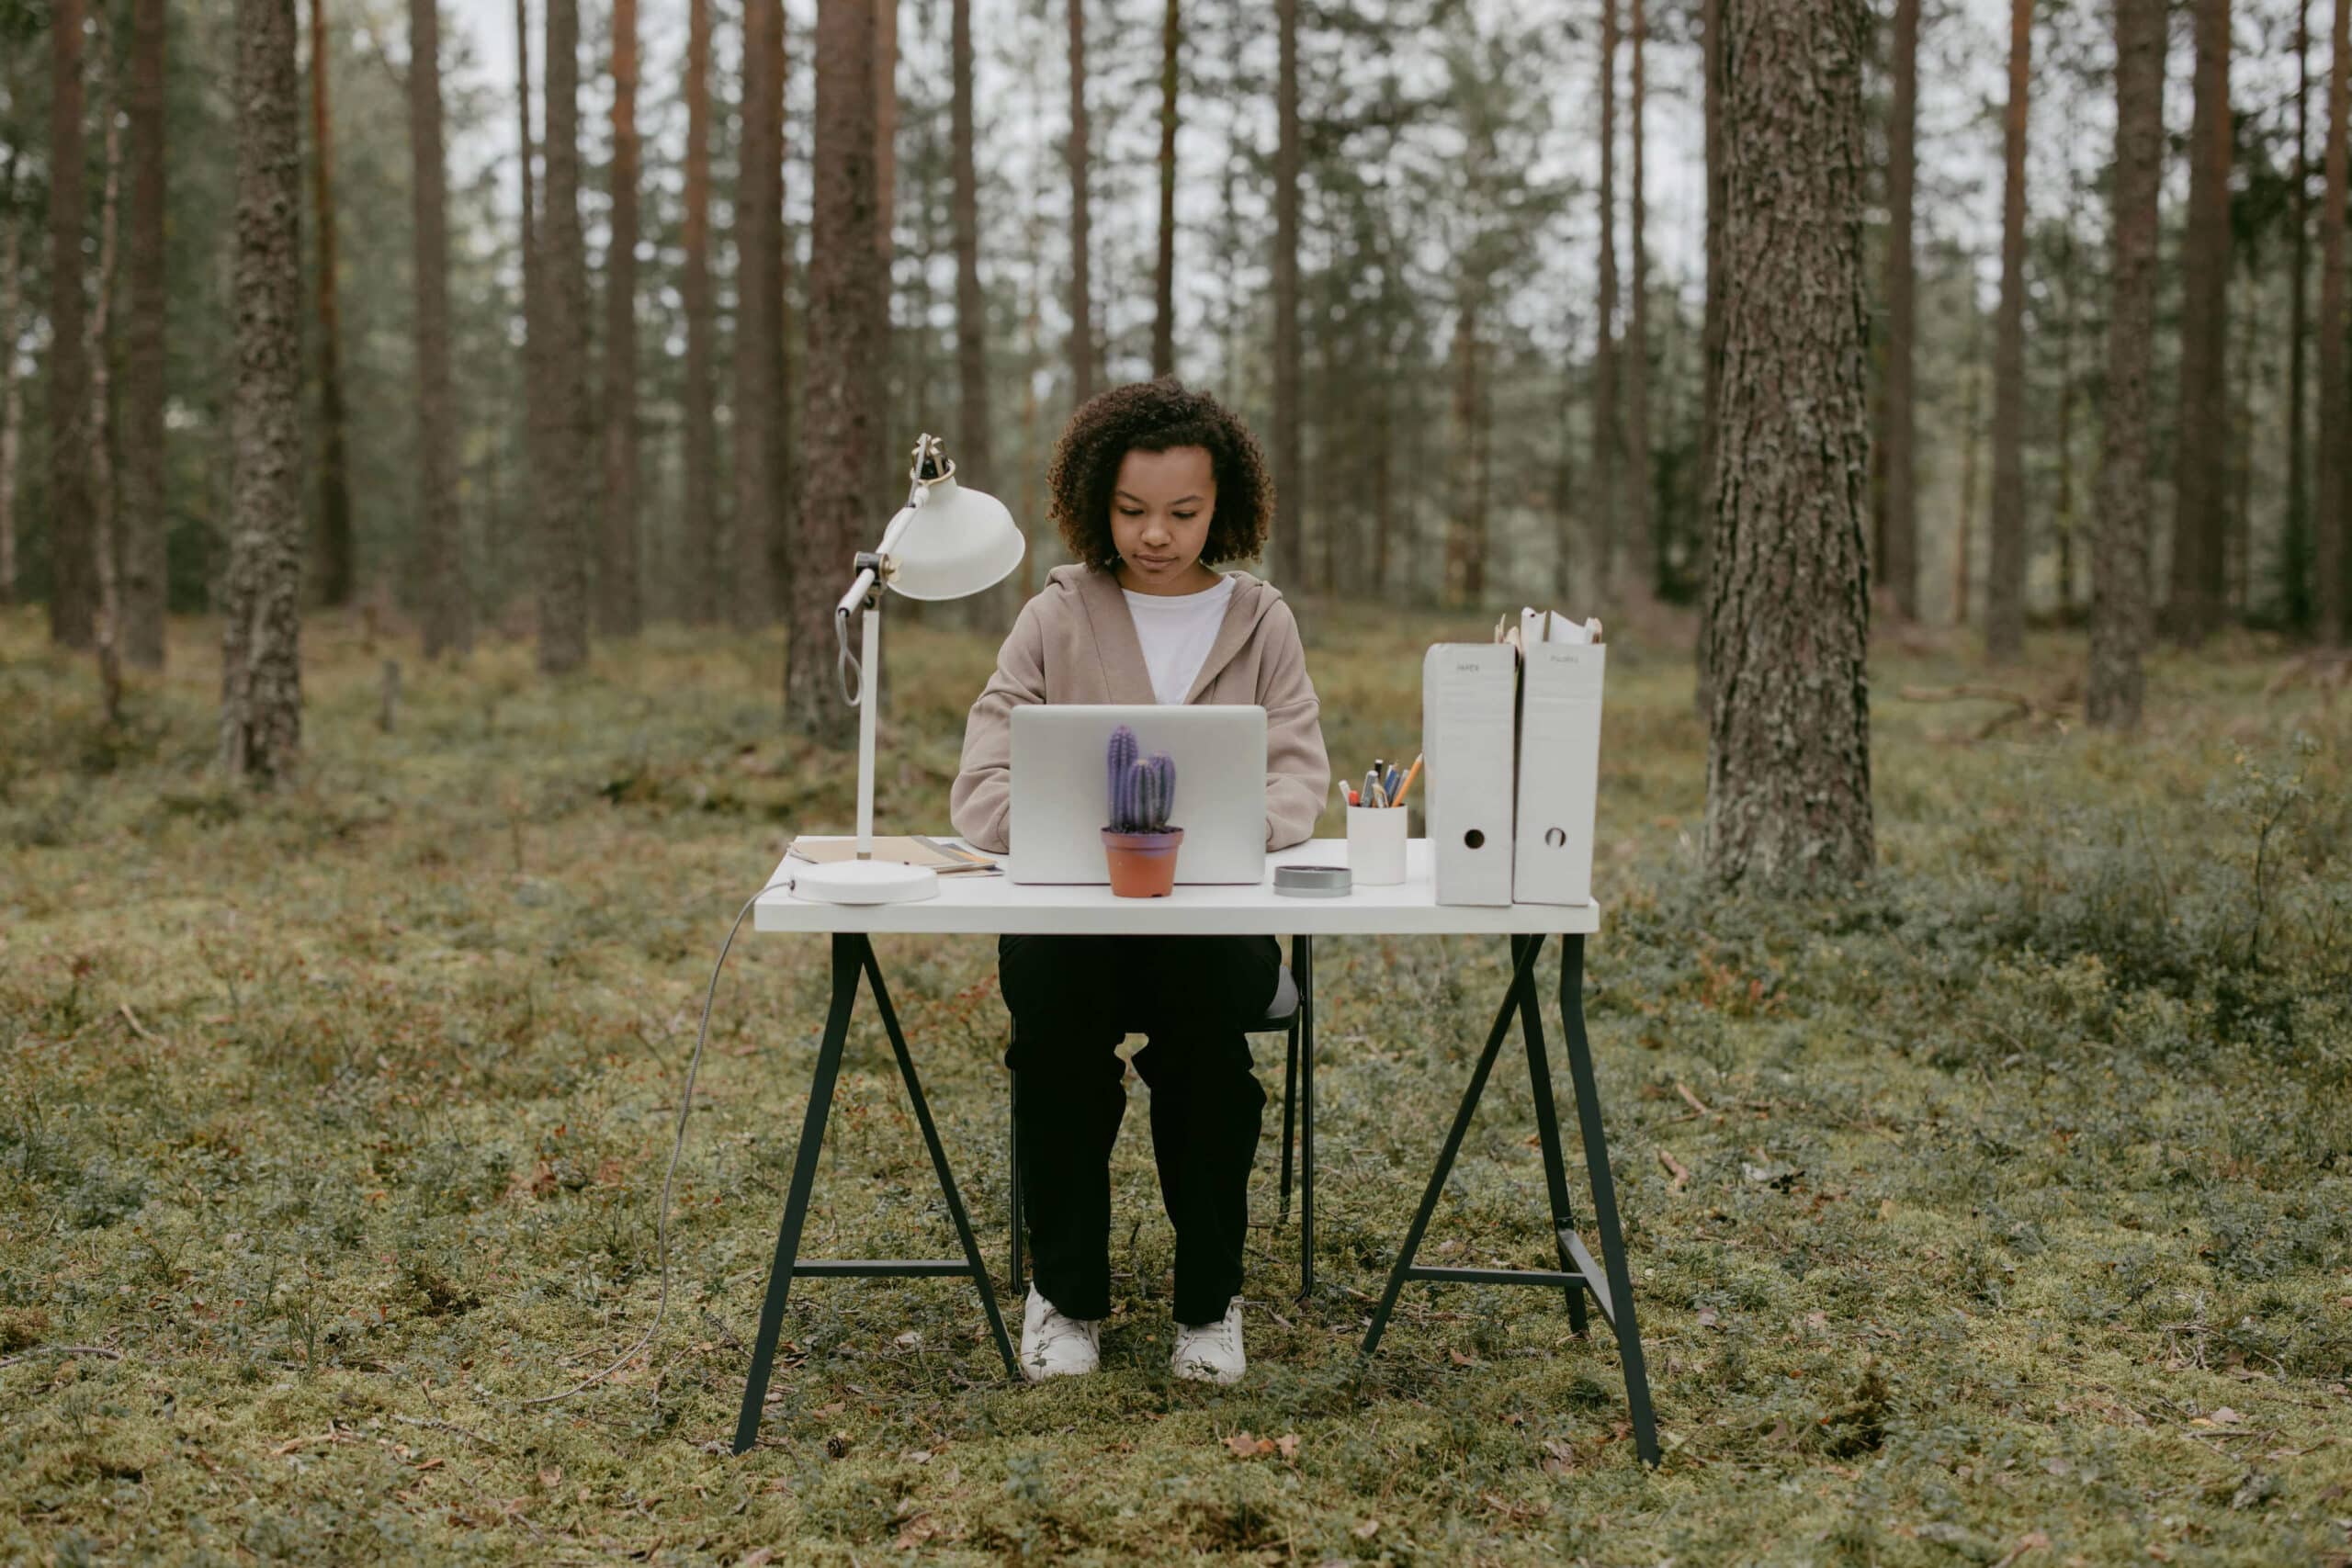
[1390,753,1423,809]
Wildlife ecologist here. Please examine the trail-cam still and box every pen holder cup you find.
[1345,804,1408,886]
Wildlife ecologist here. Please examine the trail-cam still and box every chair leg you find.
[1007,1047,1024,1297]
[1278,1015,1299,1224]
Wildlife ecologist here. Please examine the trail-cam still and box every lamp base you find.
[787,859,941,905]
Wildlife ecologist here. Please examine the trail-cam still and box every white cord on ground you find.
[521,875,794,1405]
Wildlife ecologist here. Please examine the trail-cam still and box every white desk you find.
[733,836,1654,1467]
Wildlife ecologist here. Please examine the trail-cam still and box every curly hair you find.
[1046,378,1275,573]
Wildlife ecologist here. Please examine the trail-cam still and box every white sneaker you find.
[1171,1296,1247,1385]
[1019,1286,1101,1382]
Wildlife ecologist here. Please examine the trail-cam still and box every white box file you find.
[1422,643,1519,906]
[1512,640,1606,906]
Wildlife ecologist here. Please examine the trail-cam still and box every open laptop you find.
[1007,705,1268,885]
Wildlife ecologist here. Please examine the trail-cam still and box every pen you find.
[1363,769,1382,809]
[1391,754,1424,809]
[1385,765,1400,799]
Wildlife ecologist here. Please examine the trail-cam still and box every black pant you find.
[1001,933,1279,1326]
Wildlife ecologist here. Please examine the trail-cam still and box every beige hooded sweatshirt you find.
[950,564,1331,854]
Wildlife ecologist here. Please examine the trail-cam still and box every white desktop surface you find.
[754,837,1602,937]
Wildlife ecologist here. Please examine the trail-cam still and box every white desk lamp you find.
[789,434,1026,905]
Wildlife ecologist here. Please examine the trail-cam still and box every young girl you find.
[950,379,1330,1384]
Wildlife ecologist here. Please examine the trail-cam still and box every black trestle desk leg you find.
[1359,933,1545,1361]
[1278,1005,1299,1226]
[733,931,861,1455]
[1514,934,1589,1337]
[859,942,1021,1382]
[1559,935,1659,1467]
[1295,934,1316,1300]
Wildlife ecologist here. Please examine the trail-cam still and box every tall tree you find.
[2320,0,2350,642]
[1272,0,1301,583]
[1152,0,1178,378]
[1703,0,1873,888]
[2170,0,2233,642]
[1445,286,1487,603]
[1067,0,1095,406]
[538,0,592,671]
[950,0,994,499]
[307,0,355,608]
[411,0,469,657]
[48,0,94,650]
[221,0,306,784]
[792,0,884,741]
[876,0,896,264]
[122,0,167,668]
[599,0,640,637]
[1985,0,2031,661]
[85,2,124,724]
[0,154,21,607]
[1694,0,1723,712]
[1623,0,1652,594]
[2286,0,2313,632]
[1879,0,1920,619]
[682,0,718,622]
[516,0,560,652]
[732,0,786,629]
[1593,0,1619,595]
[2090,0,2165,725]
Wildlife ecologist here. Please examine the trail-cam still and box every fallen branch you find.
[1657,1148,1690,1192]
[119,1001,162,1045]
[1897,682,2078,740]
[2264,649,2350,710]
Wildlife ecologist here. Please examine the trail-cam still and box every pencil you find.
[1391,753,1423,809]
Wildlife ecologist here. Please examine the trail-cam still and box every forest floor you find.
[3,600,2351,1566]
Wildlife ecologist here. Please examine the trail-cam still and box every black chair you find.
[1008,935,1317,1298]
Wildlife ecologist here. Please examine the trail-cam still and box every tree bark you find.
[1623,0,1652,596]
[1068,0,1095,407]
[86,8,124,724]
[1986,0,2031,661]
[732,0,787,629]
[2320,0,2351,642]
[1702,0,1874,890]
[950,0,1001,621]
[2286,0,2312,633]
[1273,0,1301,584]
[221,0,306,784]
[1694,0,1723,713]
[1152,0,1178,379]
[2090,0,2164,726]
[1593,0,1619,597]
[2169,0,2232,643]
[121,0,167,666]
[411,0,469,657]
[515,0,556,649]
[682,0,718,622]
[791,0,884,741]
[1955,311,1983,626]
[307,0,355,609]
[48,0,94,650]
[0,194,20,608]
[537,0,592,671]
[1446,288,1484,604]
[1880,0,1920,620]
[598,0,640,637]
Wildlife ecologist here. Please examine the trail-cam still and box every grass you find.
[3,598,2351,1565]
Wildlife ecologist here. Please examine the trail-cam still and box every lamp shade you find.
[884,473,1026,602]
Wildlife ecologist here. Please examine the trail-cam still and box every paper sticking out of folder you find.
[1496,607,1604,654]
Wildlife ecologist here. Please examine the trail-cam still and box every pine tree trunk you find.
[598,0,640,637]
[121,0,167,666]
[1152,0,1178,379]
[790,0,883,741]
[1592,0,1619,597]
[1955,319,1983,627]
[1880,0,1920,620]
[307,0,355,609]
[1446,290,1483,604]
[1067,0,1094,406]
[221,0,306,784]
[411,0,469,657]
[2319,0,2350,642]
[2090,0,2164,726]
[1623,0,1652,596]
[2285,0,2312,633]
[0,204,20,608]
[2054,220,2078,616]
[516,0,556,647]
[1272,0,1302,585]
[876,0,896,265]
[2170,0,2232,643]
[48,0,94,650]
[1703,0,1874,889]
[682,0,718,622]
[1695,0,1723,713]
[950,0,1003,625]
[1986,0,2031,661]
[86,10,124,725]
[538,0,593,671]
[732,0,786,629]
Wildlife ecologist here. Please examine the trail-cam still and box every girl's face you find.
[1110,446,1221,595]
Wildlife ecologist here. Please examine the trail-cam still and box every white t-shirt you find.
[1124,573,1238,705]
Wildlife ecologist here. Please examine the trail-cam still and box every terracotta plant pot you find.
[1102,828,1184,897]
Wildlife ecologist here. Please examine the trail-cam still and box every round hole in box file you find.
[1545,826,1566,848]
[1464,829,1484,850]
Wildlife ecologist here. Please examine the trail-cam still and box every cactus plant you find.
[1105,725,1179,833]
